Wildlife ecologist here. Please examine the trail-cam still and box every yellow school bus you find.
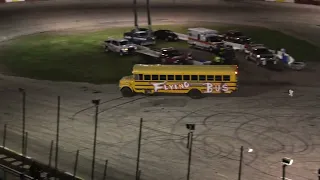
[119,64,238,99]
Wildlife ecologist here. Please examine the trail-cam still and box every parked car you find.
[103,38,137,56]
[123,29,155,46]
[222,30,250,42]
[153,29,178,41]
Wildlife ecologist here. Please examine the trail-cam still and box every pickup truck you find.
[123,29,156,46]
[222,30,251,51]
[245,45,278,66]
[103,38,137,56]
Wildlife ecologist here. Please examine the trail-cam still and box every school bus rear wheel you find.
[188,89,203,99]
[121,87,135,97]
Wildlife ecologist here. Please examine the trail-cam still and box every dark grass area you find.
[0,24,319,84]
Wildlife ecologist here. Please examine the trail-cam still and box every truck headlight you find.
[122,48,128,51]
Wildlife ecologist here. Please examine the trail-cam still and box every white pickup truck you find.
[104,38,138,56]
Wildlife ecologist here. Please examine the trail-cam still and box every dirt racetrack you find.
[0,0,320,180]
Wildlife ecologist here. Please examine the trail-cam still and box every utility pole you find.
[146,0,152,35]
[133,0,138,31]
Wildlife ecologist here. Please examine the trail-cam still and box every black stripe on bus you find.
[135,86,238,90]
[134,84,237,87]
[134,81,237,83]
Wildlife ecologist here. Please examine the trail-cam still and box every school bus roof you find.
[132,64,237,75]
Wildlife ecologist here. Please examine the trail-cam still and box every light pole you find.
[186,124,195,180]
[238,146,253,180]
[91,99,100,180]
[281,157,293,180]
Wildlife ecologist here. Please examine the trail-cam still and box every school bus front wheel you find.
[121,87,135,97]
[188,89,203,99]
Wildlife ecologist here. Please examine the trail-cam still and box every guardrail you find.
[0,146,83,180]
[0,164,34,180]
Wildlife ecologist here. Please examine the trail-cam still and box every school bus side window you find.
[215,75,222,81]
[134,74,139,80]
[175,75,182,81]
[191,75,198,81]
[152,75,158,80]
[144,75,151,80]
[160,75,166,80]
[183,75,190,80]
[199,75,206,81]
[139,74,143,80]
[168,75,174,80]
[223,75,230,81]
[207,75,214,81]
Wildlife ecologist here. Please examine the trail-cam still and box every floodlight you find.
[282,157,293,166]
[186,124,195,131]
[91,99,100,105]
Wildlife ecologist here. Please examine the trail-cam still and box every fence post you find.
[18,88,26,156]
[138,170,141,180]
[24,132,28,156]
[187,132,193,180]
[135,118,143,180]
[3,124,7,147]
[103,160,108,180]
[55,96,61,180]
[49,140,54,167]
[73,150,79,180]
[238,146,244,180]
[91,99,100,180]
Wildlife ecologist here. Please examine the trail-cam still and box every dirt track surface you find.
[0,0,320,180]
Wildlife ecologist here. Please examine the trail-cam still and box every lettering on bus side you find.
[151,81,190,92]
[151,82,228,93]
[203,83,228,93]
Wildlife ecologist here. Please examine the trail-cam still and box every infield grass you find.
[0,24,319,84]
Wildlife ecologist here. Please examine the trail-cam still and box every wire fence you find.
[0,90,319,180]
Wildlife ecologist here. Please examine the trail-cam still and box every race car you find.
[153,29,178,41]
[157,47,189,65]
[104,38,138,56]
